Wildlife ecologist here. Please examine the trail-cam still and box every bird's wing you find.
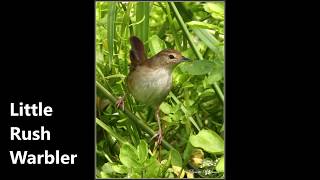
[129,36,147,70]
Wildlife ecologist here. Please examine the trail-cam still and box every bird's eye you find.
[169,55,175,59]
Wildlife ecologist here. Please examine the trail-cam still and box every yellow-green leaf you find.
[137,140,148,163]
[160,102,172,114]
[149,35,167,56]
[189,130,224,154]
[179,60,214,75]
[216,156,224,173]
[187,21,216,29]
[119,143,142,168]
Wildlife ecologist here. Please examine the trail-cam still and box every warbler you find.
[125,36,189,144]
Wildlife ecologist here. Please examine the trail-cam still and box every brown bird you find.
[124,36,189,145]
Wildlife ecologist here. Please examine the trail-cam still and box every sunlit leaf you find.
[101,162,114,175]
[183,141,193,164]
[189,129,224,154]
[170,149,182,167]
[216,156,224,173]
[127,171,141,178]
[145,156,161,178]
[193,28,221,54]
[170,148,183,177]
[187,21,216,30]
[111,164,128,174]
[96,49,104,64]
[137,140,148,163]
[205,63,224,85]
[179,60,214,75]
[186,170,194,178]
[100,171,111,178]
[203,2,224,20]
[148,35,167,56]
[119,143,143,168]
[160,102,172,114]
[172,166,185,178]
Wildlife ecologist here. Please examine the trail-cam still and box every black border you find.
[3,1,96,179]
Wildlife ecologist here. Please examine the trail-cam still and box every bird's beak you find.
[181,56,190,61]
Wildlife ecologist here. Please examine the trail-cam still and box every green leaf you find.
[203,2,224,20]
[216,156,224,173]
[148,35,167,56]
[160,102,172,114]
[188,21,223,34]
[179,60,214,75]
[205,62,224,85]
[189,129,224,154]
[182,141,193,166]
[204,2,224,14]
[137,140,148,163]
[101,162,114,175]
[187,21,216,30]
[193,28,220,54]
[136,2,150,42]
[119,143,143,168]
[182,81,194,88]
[127,171,141,178]
[100,171,111,178]
[107,2,117,69]
[96,49,104,64]
[206,58,224,85]
[144,156,161,178]
[170,149,182,167]
[207,71,223,83]
[220,122,224,132]
[111,164,128,174]
[161,154,172,177]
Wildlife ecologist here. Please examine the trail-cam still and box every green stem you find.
[212,82,224,103]
[165,2,181,50]
[96,118,127,144]
[169,2,202,60]
[120,2,134,36]
[169,92,200,132]
[96,81,175,151]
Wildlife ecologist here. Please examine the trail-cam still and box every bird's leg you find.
[155,106,163,145]
[154,106,163,161]
[115,94,126,111]
[151,106,163,144]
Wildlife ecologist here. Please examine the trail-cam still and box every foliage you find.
[96,1,224,178]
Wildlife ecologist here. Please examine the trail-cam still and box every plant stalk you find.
[96,81,175,151]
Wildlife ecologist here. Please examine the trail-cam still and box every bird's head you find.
[149,49,190,70]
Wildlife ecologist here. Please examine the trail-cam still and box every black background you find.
[225,1,317,179]
[1,0,95,179]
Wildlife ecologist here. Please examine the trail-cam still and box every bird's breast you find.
[127,66,172,106]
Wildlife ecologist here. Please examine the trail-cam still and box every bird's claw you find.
[157,132,163,145]
[115,97,125,111]
[151,129,163,146]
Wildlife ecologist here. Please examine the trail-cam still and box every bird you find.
[121,36,190,145]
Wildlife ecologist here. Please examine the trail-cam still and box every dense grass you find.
[96,2,224,178]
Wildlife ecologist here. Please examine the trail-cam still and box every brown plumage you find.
[127,36,190,145]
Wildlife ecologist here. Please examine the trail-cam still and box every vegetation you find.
[96,2,224,178]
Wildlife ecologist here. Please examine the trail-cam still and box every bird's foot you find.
[151,129,163,146]
[115,96,125,111]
